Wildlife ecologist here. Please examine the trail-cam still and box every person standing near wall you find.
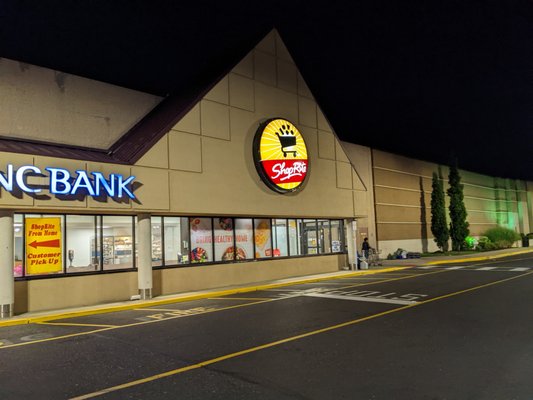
[362,237,370,259]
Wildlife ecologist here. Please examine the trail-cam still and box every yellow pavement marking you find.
[0,269,423,350]
[134,308,185,312]
[37,322,117,328]
[425,249,533,265]
[208,297,267,301]
[0,267,407,328]
[0,297,291,350]
[0,269,439,350]
[70,270,533,400]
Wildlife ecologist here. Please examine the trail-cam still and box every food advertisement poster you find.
[254,219,272,258]
[214,218,236,261]
[235,219,253,260]
[25,217,63,275]
[190,217,212,263]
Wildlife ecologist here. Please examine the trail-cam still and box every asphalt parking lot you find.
[1,253,533,399]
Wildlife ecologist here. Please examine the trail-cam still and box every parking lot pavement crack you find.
[204,364,312,400]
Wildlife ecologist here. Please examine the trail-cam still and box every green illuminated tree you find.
[431,171,449,251]
[447,163,469,251]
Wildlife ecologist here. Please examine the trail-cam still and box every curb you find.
[424,248,533,266]
[0,267,407,328]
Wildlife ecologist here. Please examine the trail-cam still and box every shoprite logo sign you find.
[253,118,309,193]
[0,164,136,199]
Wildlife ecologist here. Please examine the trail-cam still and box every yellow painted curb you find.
[425,248,533,265]
[0,267,407,328]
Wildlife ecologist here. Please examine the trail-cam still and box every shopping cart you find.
[368,248,382,266]
[276,132,297,157]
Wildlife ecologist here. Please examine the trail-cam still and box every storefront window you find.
[288,219,301,256]
[272,219,288,257]
[164,217,189,265]
[24,214,65,276]
[12,212,344,280]
[331,220,343,253]
[254,219,272,258]
[318,220,331,254]
[190,217,213,263]
[13,214,23,277]
[66,215,99,273]
[302,219,318,255]
[235,218,253,260]
[102,216,134,270]
[214,218,234,262]
[151,217,163,267]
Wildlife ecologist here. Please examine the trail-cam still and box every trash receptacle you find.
[522,236,529,247]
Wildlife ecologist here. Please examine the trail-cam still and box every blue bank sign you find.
[0,164,136,200]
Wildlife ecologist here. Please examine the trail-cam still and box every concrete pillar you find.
[345,219,358,270]
[0,211,14,318]
[137,214,153,300]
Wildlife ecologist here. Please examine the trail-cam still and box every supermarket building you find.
[1,31,532,317]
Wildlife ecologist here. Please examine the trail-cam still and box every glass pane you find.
[272,219,288,257]
[235,218,253,260]
[190,217,213,263]
[102,216,134,270]
[288,219,301,256]
[214,218,235,262]
[24,214,65,276]
[13,214,23,277]
[331,220,343,253]
[66,215,99,273]
[151,217,163,267]
[303,219,318,255]
[318,220,331,254]
[254,219,272,258]
[164,217,190,265]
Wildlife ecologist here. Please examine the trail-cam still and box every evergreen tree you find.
[447,163,469,251]
[430,171,449,251]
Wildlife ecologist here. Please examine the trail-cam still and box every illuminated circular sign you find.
[253,118,309,193]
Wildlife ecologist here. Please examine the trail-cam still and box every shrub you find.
[482,226,520,249]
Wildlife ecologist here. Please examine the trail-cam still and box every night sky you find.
[1,0,531,180]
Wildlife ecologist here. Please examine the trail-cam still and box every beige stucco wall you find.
[341,142,377,249]
[14,271,137,313]
[154,255,345,296]
[372,149,533,256]
[0,58,162,149]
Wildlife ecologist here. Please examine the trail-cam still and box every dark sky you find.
[1,0,532,180]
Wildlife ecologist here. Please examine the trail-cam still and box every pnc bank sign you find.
[0,164,136,200]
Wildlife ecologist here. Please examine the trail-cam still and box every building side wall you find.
[372,149,533,256]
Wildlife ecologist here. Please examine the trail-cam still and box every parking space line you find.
[510,267,530,272]
[37,322,117,328]
[0,296,292,350]
[69,270,533,400]
[0,269,471,350]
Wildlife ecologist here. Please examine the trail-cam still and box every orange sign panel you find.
[25,217,62,275]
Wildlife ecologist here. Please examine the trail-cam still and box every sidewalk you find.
[376,246,533,267]
[2,247,532,327]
